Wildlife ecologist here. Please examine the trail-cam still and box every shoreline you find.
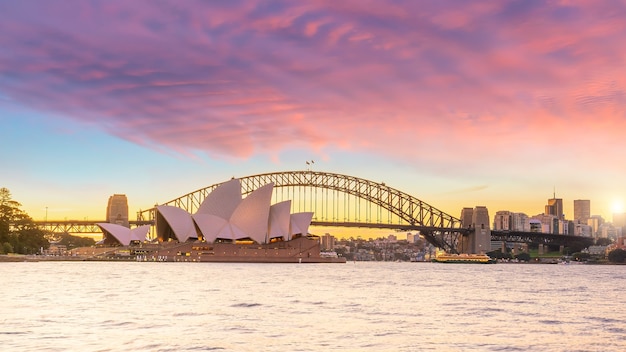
[4,254,624,264]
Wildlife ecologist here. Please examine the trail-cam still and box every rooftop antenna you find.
[553,186,556,199]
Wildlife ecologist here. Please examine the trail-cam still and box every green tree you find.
[515,252,531,262]
[596,238,612,246]
[57,233,96,249]
[607,248,626,263]
[0,187,17,244]
[0,187,49,254]
[487,249,512,260]
[1,242,13,254]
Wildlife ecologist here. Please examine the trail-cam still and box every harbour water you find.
[1,261,624,351]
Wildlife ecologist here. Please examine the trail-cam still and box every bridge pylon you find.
[458,206,491,254]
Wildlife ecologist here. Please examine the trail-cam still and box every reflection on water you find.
[1,262,624,351]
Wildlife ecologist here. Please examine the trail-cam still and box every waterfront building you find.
[155,178,313,244]
[573,200,591,224]
[321,233,336,251]
[45,243,68,256]
[586,245,608,256]
[106,194,129,227]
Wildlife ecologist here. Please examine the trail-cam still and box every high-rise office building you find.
[511,212,529,232]
[106,194,129,227]
[545,196,564,220]
[493,211,511,231]
[573,200,591,224]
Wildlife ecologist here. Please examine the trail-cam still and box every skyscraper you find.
[545,196,564,220]
[573,199,591,224]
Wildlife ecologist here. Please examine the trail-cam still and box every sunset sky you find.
[1,0,625,233]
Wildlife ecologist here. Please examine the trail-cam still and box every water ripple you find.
[230,302,262,308]
[1,262,624,351]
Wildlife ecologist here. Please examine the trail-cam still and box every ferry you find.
[433,253,496,264]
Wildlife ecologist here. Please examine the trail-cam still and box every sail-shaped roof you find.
[156,205,197,242]
[290,212,314,240]
[195,178,242,218]
[130,225,151,242]
[97,223,132,246]
[191,213,229,243]
[97,223,150,246]
[145,179,314,245]
[229,183,273,243]
[268,200,291,240]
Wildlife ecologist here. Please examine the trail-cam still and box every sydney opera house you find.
[96,179,344,263]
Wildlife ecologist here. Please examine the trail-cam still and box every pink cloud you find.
[0,0,625,177]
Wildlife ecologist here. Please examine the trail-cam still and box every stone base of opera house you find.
[59,236,346,263]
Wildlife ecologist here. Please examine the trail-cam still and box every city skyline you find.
[1,1,625,225]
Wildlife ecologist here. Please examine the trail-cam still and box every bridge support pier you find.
[460,206,491,254]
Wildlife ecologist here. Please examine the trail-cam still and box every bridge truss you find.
[33,220,152,234]
[491,230,593,252]
[137,171,467,253]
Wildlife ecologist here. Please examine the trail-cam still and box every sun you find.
[611,200,624,214]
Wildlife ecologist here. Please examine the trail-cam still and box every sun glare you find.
[611,200,624,214]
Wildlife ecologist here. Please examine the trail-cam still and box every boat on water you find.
[433,253,496,264]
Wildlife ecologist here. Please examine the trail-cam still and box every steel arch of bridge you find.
[138,171,466,253]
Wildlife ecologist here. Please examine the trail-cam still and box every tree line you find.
[0,187,95,255]
[0,187,50,254]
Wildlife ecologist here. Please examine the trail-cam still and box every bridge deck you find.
[32,221,594,253]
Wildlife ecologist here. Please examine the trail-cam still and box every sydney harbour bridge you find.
[34,170,593,253]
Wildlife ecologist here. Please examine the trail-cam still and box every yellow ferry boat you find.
[433,253,496,264]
